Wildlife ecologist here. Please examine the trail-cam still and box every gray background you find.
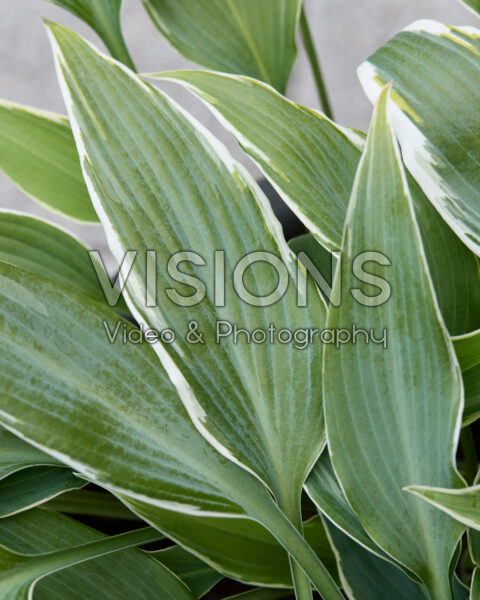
[0,0,478,258]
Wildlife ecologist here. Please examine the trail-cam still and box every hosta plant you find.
[0,1,479,599]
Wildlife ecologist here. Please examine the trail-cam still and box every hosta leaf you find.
[407,484,480,531]
[154,70,480,335]
[0,518,162,600]
[47,24,328,581]
[0,428,81,518]
[305,452,384,559]
[45,489,139,520]
[152,546,222,598]
[121,497,337,588]
[0,211,127,312]
[0,467,83,518]
[472,570,480,599]
[470,530,480,566]
[0,261,340,598]
[453,330,480,425]
[454,579,470,600]
[45,0,134,69]
[0,102,95,221]
[0,509,191,600]
[155,70,360,252]
[0,260,268,515]
[143,0,300,92]
[288,234,336,304]
[0,428,59,480]
[325,523,426,600]
[306,452,430,587]
[467,472,480,600]
[323,86,464,597]
[407,178,480,336]
[463,364,480,426]
[453,329,480,372]
[329,524,468,600]
[358,20,480,256]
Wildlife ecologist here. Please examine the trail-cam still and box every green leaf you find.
[152,546,222,598]
[45,489,140,520]
[0,211,127,312]
[142,0,300,92]
[328,535,469,600]
[153,70,480,335]
[121,497,337,588]
[0,467,83,518]
[468,471,480,567]
[154,69,361,252]
[288,233,337,304]
[454,578,470,600]
[358,20,480,256]
[453,329,480,372]
[0,428,59,480]
[0,260,260,515]
[472,569,480,599]
[305,452,385,559]
[0,261,341,599]
[453,330,480,426]
[0,101,95,221]
[0,517,163,600]
[407,178,480,336]
[323,86,464,598]
[325,522,426,600]
[46,28,335,600]
[470,530,480,567]
[463,364,480,426]
[45,0,134,69]
[0,428,83,518]
[0,509,181,600]
[407,484,480,531]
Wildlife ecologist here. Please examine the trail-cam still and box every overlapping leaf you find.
[325,523,426,599]
[154,70,361,252]
[288,234,336,305]
[0,261,340,598]
[453,330,480,425]
[0,467,83,518]
[407,484,480,532]
[0,428,82,518]
[0,512,163,600]
[358,20,480,256]
[120,496,338,588]
[463,365,480,426]
[472,570,480,599]
[143,0,300,92]
[305,452,384,559]
[0,102,94,221]
[323,86,464,597]
[0,428,59,480]
[154,70,480,335]
[453,329,480,373]
[0,508,206,599]
[46,0,134,69]
[152,546,222,598]
[0,211,127,312]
